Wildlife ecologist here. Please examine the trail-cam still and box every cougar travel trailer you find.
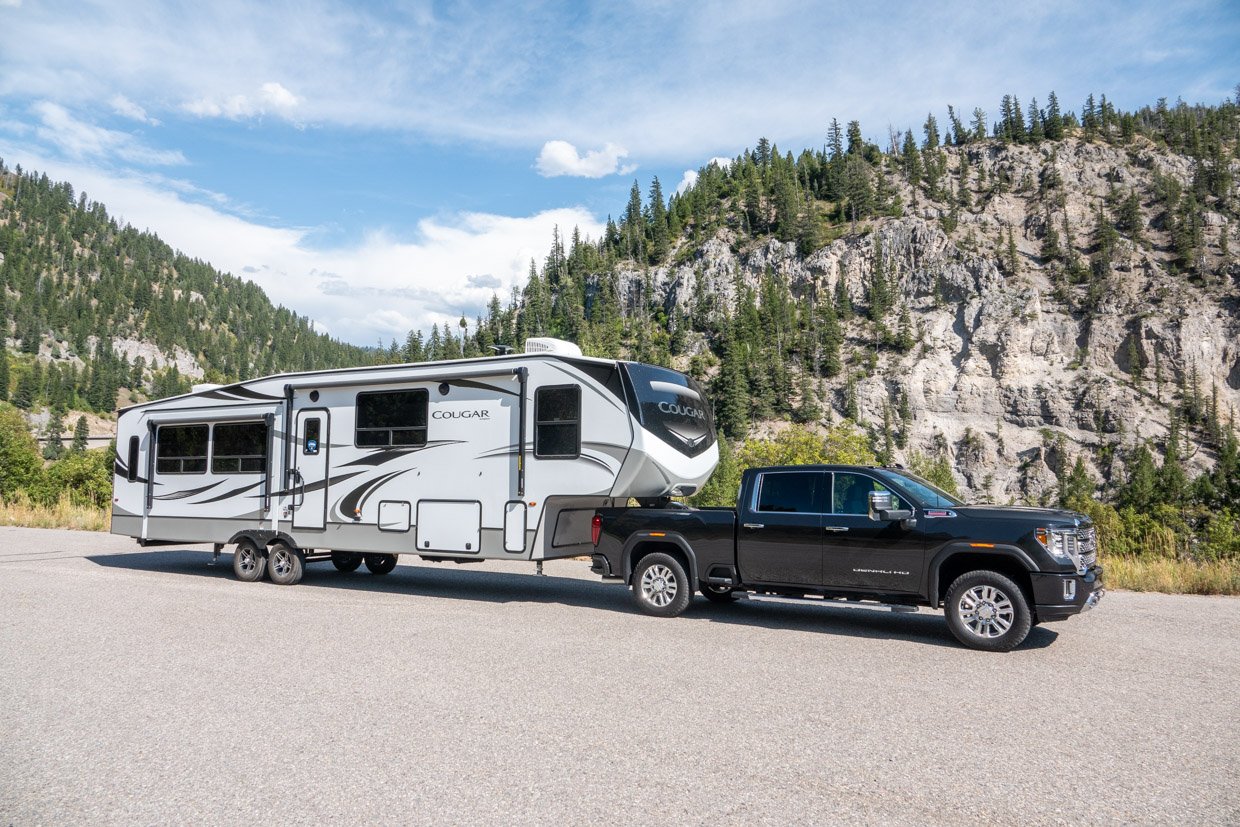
[111,338,718,584]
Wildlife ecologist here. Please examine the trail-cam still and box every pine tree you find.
[71,414,89,452]
[648,177,670,264]
[1121,443,1158,510]
[834,264,853,321]
[923,113,940,150]
[1045,91,1064,140]
[42,407,65,460]
[1058,456,1094,506]
[0,348,8,402]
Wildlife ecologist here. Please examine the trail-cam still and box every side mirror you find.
[869,490,914,523]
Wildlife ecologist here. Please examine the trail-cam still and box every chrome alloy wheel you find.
[270,547,294,578]
[640,563,679,608]
[237,546,261,575]
[958,584,1015,637]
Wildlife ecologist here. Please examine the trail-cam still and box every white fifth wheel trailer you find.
[111,338,718,584]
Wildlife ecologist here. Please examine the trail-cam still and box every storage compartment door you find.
[503,502,527,553]
[417,500,481,553]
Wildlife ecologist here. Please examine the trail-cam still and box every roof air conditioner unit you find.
[523,337,582,356]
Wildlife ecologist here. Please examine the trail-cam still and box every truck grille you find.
[1052,526,1097,573]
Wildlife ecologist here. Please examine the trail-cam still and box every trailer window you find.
[127,436,139,482]
[356,389,428,447]
[534,385,580,458]
[156,425,208,474]
[212,422,268,474]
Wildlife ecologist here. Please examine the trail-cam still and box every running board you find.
[738,593,922,613]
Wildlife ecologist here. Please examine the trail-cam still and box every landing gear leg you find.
[536,561,544,576]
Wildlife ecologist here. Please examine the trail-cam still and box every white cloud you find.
[0,143,603,346]
[535,140,635,178]
[109,94,158,125]
[0,0,21,7]
[32,102,184,166]
[184,81,301,121]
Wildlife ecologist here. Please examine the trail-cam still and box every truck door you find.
[821,471,924,592]
[736,470,826,586]
[292,409,329,530]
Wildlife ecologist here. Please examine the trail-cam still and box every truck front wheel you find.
[632,553,692,617]
[944,570,1032,652]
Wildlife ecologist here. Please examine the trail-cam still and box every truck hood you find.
[952,505,1087,526]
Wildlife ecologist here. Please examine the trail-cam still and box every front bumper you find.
[1031,565,1105,622]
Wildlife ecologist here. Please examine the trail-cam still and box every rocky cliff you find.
[616,137,1239,502]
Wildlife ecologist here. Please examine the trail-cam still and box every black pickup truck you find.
[590,465,1105,651]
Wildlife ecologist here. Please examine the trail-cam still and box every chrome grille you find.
[1078,526,1097,569]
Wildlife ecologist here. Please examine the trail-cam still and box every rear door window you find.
[756,471,823,513]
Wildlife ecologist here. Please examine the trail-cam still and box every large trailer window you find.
[622,362,716,458]
[356,389,428,447]
[535,385,580,458]
[156,425,208,474]
[212,422,268,474]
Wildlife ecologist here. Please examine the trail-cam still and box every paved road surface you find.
[1,526,1237,825]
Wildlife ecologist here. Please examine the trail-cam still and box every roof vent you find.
[191,383,223,394]
[523,337,582,356]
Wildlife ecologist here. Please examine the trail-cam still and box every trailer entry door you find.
[293,410,329,530]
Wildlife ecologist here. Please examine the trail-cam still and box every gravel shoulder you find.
[1,526,1237,825]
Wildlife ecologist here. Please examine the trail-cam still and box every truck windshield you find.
[875,469,964,508]
[622,362,717,458]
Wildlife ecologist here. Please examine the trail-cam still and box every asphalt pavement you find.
[0,526,1236,825]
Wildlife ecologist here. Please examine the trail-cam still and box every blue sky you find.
[0,0,1237,346]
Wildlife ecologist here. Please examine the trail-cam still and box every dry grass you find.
[0,493,110,532]
[1103,553,1240,596]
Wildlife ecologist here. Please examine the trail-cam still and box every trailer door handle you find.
[823,526,849,533]
[742,522,764,530]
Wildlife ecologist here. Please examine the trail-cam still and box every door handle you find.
[823,526,849,533]
[290,469,305,508]
[743,522,765,529]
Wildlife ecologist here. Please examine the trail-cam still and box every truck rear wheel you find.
[700,583,737,602]
[364,554,398,575]
[632,553,692,617]
[944,570,1032,652]
[232,538,266,582]
[331,551,363,572]
[267,542,305,586]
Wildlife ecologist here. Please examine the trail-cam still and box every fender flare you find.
[620,532,700,587]
[928,542,1038,608]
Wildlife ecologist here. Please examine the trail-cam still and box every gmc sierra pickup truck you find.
[590,465,1105,651]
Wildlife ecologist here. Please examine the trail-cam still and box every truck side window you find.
[156,424,208,474]
[535,385,580,458]
[832,472,903,515]
[756,472,819,513]
[356,389,428,447]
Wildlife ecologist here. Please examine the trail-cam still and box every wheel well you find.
[936,553,1033,605]
[629,541,691,584]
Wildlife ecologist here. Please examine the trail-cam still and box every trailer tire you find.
[331,552,363,573]
[267,542,305,586]
[699,582,737,602]
[232,538,266,582]
[364,554,398,575]
[632,553,692,617]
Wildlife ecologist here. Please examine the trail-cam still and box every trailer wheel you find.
[331,552,363,573]
[267,542,305,586]
[364,554,398,575]
[699,582,737,602]
[232,538,266,582]
[632,553,692,617]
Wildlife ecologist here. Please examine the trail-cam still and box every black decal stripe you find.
[337,470,408,517]
[337,440,463,468]
[271,469,365,498]
[547,363,626,412]
[195,479,266,505]
[576,452,617,473]
[153,480,225,501]
[227,386,283,401]
[445,378,519,397]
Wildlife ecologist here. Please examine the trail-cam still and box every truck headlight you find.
[1035,527,1075,565]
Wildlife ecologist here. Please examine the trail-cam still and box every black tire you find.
[700,582,737,603]
[944,569,1032,652]
[267,542,305,586]
[364,553,398,575]
[331,551,363,573]
[232,538,266,582]
[632,553,692,617]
